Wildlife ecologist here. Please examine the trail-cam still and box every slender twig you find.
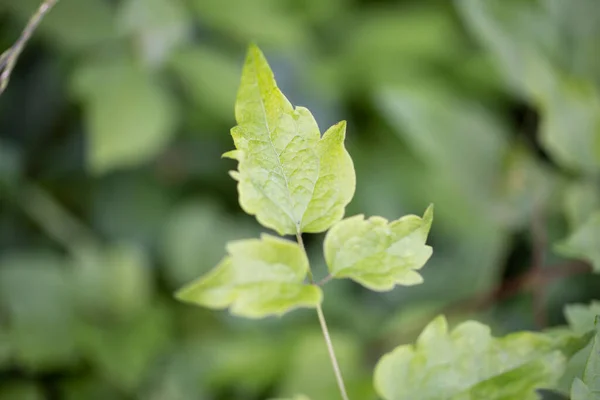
[0,0,59,95]
[296,231,349,400]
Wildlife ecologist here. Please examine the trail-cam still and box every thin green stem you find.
[295,231,350,400]
[0,0,59,95]
[316,303,350,400]
[296,232,314,283]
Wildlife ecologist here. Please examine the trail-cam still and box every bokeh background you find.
[1,0,599,398]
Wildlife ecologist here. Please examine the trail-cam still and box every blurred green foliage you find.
[0,0,599,399]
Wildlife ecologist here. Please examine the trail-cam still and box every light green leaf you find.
[374,315,590,400]
[168,45,240,120]
[457,0,600,173]
[556,212,600,272]
[570,317,600,400]
[324,205,433,291]
[176,234,322,318]
[565,301,600,335]
[225,45,356,235]
[72,59,177,174]
[564,181,600,229]
[117,0,191,66]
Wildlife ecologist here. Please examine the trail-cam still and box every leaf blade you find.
[228,45,355,235]
[324,205,433,291]
[375,315,590,400]
[175,234,322,318]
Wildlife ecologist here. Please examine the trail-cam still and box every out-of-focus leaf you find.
[201,334,288,394]
[560,301,600,394]
[457,0,600,174]
[270,395,311,400]
[161,200,258,288]
[1,0,116,51]
[376,85,508,223]
[374,315,590,400]
[92,173,172,247]
[168,46,240,121]
[0,252,77,371]
[570,317,600,400]
[72,59,177,174]
[342,6,465,90]
[77,305,172,392]
[556,212,600,272]
[225,45,355,235]
[73,244,154,320]
[539,79,600,173]
[188,0,307,48]
[176,234,322,318]
[500,144,559,229]
[566,302,600,335]
[564,181,600,229]
[117,0,191,66]
[278,331,374,399]
[324,205,433,291]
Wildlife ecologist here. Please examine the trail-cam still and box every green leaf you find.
[176,234,322,318]
[117,0,191,67]
[0,252,77,371]
[77,305,173,392]
[570,317,600,400]
[225,45,356,235]
[374,315,590,400]
[457,0,600,173]
[565,301,600,335]
[564,181,600,229]
[72,59,177,174]
[324,205,433,291]
[556,212,600,272]
[2,0,116,51]
[161,200,259,288]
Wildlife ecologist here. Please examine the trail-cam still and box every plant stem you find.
[296,232,314,283]
[0,0,59,95]
[295,231,350,400]
[316,303,350,400]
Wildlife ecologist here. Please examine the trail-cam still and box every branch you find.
[0,0,59,95]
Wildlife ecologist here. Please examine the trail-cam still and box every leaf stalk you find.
[296,231,350,400]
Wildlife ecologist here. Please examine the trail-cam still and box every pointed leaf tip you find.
[226,44,356,235]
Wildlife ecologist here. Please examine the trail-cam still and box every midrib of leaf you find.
[253,54,298,229]
[251,54,319,231]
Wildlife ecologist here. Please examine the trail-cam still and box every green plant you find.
[175,44,434,400]
[175,45,600,400]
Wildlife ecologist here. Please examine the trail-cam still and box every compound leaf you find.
[571,317,600,400]
[556,211,600,272]
[225,45,355,236]
[375,315,590,400]
[324,205,433,291]
[175,234,322,318]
